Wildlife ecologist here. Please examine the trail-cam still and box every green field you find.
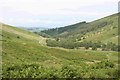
[1,21,119,79]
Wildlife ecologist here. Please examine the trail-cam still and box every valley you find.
[1,13,119,79]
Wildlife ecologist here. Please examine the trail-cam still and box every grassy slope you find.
[1,23,118,78]
[42,13,118,44]
[82,13,118,44]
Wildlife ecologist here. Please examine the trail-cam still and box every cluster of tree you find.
[46,39,76,49]
[46,39,118,51]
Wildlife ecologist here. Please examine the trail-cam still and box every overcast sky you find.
[0,0,119,28]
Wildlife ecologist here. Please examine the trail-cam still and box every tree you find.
[92,46,97,50]
[56,38,60,41]
[17,36,20,39]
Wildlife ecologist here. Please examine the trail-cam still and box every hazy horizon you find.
[0,0,119,28]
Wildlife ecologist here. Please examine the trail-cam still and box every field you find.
[1,23,119,78]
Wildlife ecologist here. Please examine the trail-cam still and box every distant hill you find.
[42,21,87,36]
[20,27,50,32]
[42,13,118,44]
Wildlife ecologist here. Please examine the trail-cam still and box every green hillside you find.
[80,13,118,44]
[41,13,118,50]
[42,13,118,43]
[1,13,119,79]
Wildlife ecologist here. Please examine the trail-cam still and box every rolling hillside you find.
[42,13,118,44]
[40,13,119,51]
[1,19,119,78]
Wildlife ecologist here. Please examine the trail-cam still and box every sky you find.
[0,0,119,28]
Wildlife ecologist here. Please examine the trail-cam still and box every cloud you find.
[0,0,118,15]
[7,18,55,24]
[0,0,119,27]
